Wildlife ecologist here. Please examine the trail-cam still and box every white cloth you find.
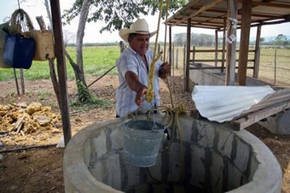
[116,47,162,117]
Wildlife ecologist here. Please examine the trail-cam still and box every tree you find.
[275,34,288,47]
[61,0,186,103]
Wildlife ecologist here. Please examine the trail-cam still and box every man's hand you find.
[125,71,147,106]
[159,62,171,79]
[135,85,147,106]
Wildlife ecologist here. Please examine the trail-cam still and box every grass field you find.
[0,46,289,85]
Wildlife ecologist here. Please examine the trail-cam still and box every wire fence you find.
[159,45,290,87]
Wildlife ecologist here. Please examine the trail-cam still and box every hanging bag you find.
[3,9,35,69]
[24,29,55,61]
[3,33,35,69]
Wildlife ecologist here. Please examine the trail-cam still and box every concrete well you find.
[63,115,282,193]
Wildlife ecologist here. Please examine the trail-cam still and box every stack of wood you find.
[0,102,61,135]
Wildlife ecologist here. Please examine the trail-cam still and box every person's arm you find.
[125,71,147,106]
[158,62,171,79]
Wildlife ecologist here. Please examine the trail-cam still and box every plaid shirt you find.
[116,47,162,117]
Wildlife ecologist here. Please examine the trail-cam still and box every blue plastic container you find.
[3,34,35,69]
[123,119,164,167]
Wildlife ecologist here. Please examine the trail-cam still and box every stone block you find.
[92,130,107,159]
[190,144,205,188]
[216,129,233,159]
[234,138,251,172]
[110,127,124,151]
[105,153,122,190]
[195,121,215,148]
[152,184,168,193]
[124,163,140,187]
[210,151,224,193]
[83,140,91,166]
[168,143,182,182]
[89,160,105,183]
[178,116,193,143]
[227,163,242,191]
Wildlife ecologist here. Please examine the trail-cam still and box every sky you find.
[1,0,290,43]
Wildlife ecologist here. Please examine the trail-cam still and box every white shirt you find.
[116,47,162,117]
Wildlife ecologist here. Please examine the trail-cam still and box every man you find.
[116,18,170,117]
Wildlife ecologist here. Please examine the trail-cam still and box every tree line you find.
[173,33,290,47]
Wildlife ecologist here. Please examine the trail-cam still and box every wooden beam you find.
[185,18,191,92]
[253,24,261,78]
[232,101,290,130]
[226,0,237,85]
[215,30,218,67]
[189,0,225,19]
[238,0,252,85]
[252,1,290,9]
[169,25,172,75]
[221,18,226,73]
[50,0,71,145]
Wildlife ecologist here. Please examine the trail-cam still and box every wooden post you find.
[274,49,277,85]
[215,30,218,67]
[119,41,125,53]
[50,0,71,145]
[192,46,196,63]
[169,25,172,76]
[226,0,238,85]
[221,18,226,73]
[176,47,179,69]
[253,24,261,78]
[13,68,20,96]
[183,44,186,78]
[172,44,175,76]
[238,0,252,85]
[185,18,191,92]
[20,69,25,94]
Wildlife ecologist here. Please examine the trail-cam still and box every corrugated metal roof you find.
[192,85,274,123]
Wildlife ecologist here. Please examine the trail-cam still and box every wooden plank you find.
[253,24,261,78]
[232,101,290,130]
[50,0,71,145]
[189,66,254,70]
[190,59,255,63]
[190,49,255,52]
[165,0,202,24]
[185,18,191,92]
[252,1,290,9]
[169,25,172,75]
[226,0,238,85]
[238,0,252,86]
[189,0,225,19]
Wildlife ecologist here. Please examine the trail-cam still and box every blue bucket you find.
[122,119,164,167]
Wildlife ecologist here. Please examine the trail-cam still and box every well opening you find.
[64,115,282,193]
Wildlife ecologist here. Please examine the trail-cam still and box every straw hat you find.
[119,19,156,42]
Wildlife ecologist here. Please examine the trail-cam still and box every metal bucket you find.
[122,119,164,167]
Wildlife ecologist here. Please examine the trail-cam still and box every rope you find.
[145,0,163,103]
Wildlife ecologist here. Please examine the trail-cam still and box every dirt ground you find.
[0,74,289,193]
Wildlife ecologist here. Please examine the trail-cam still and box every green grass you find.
[0,46,120,81]
[1,45,289,85]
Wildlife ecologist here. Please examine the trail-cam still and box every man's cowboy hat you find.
[119,19,156,42]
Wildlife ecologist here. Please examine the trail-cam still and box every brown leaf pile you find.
[0,102,61,134]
